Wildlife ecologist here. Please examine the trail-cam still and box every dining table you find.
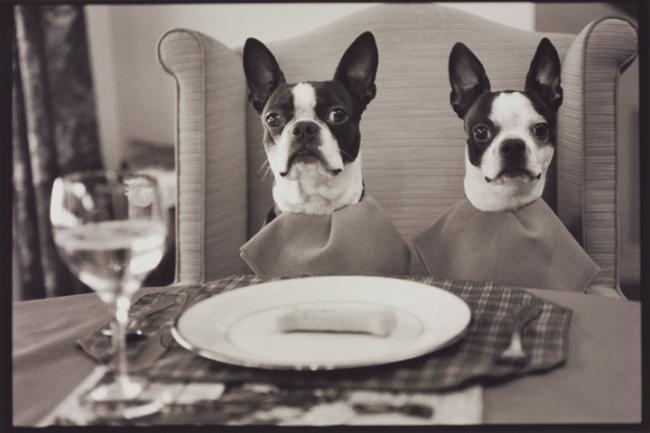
[12,276,641,426]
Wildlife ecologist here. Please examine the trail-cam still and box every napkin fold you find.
[240,195,411,276]
[413,199,599,292]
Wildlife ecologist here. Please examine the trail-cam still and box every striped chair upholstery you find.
[158,4,637,294]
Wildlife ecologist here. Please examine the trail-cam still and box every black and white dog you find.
[448,38,563,211]
[243,32,378,222]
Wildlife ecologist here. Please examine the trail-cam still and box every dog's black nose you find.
[500,139,526,157]
[291,121,319,138]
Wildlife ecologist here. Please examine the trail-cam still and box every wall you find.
[441,2,535,31]
[85,3,534,170]
[86,3,374,170]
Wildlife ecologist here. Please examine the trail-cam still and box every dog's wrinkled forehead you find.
[489,92,547,129]
[264,81,358,121]
[465,91,550,129]
[263,82,317,120]
[291,82,316,117]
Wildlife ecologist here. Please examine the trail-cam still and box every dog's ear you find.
[448,42,491,119]
[525,38,563,112]
[243,38,286,113]
[334,31,378,109]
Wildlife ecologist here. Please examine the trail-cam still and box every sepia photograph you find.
[9,1,643,428]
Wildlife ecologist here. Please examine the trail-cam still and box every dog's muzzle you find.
[279,120,322,177]
[291,120,319,141]
[483,138,541,183]
[279,120,344,177]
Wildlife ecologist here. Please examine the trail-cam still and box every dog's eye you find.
[328,108,348,124]
[265,113,282,128]
[533,123,549,139]
[473,124,492,141]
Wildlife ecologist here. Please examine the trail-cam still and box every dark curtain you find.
[12,5,103,300]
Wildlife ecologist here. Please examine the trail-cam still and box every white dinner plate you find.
[171,276,472,371]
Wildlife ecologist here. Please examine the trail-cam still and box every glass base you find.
[80,376,165,421]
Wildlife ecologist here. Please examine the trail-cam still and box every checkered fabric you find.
[79,275,571,391]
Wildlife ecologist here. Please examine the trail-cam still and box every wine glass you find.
[50,170,168,417]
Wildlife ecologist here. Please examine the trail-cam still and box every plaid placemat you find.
[78,275,571,391]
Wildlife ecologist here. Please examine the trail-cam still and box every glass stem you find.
[113,295,132,390]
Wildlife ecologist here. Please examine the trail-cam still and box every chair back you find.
[238,4,575,273]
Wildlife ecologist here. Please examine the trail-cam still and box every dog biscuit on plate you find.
[276,305,397,337]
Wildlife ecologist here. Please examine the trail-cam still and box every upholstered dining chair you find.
[157,3,638,297]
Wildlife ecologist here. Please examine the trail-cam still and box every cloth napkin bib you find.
[413,199,599,292]
[240,195,411,276]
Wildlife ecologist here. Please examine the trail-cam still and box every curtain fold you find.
[12,5,103,299]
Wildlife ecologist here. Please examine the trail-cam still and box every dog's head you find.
[243,32,377,191]
[448,38,563,211]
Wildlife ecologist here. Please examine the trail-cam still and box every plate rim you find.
[171,276,472,371]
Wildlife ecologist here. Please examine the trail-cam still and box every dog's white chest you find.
[272,157,363,214]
